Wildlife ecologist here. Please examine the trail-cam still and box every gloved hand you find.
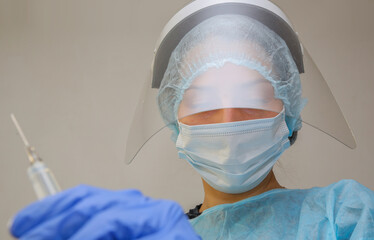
[10,185,201,240]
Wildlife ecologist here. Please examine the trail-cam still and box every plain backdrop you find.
[1,0,373,239]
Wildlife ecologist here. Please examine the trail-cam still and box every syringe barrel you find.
[27,161,61,200]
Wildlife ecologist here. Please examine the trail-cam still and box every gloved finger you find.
[18,212,69,240]
[16,189,145,239]
[56,189,146,239]
[19,199,110,240]
[10,185,109,238]
[69,200,200,240]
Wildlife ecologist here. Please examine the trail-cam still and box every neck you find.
[200,170,283,212]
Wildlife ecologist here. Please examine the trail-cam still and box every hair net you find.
[157,14,306,141]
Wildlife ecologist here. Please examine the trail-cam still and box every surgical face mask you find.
[176,108,290,194]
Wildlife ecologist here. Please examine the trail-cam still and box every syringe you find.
[10,114,61,200]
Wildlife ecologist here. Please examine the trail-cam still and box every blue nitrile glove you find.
[10,185,201,240]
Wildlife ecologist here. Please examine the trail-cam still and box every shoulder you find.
[321,179,374,200]
[304,179,374,208]
[292,180,374,239]
[295,179,374,221]
[310,180,374,238]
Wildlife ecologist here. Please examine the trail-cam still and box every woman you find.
[10,1,374,239]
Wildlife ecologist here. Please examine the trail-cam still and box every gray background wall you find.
[1,0,373,239]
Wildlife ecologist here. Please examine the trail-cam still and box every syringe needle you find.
[10,113,30,147]
[10,113,61,199]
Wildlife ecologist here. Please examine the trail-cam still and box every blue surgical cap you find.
[157,14,306,141]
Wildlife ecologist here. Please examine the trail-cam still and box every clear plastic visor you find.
[125,49,356,164]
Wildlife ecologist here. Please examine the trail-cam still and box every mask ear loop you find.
[288,131,298,145]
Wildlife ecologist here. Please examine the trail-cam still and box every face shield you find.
[125,0,356,164]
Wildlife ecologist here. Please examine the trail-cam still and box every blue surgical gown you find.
[189,180,374,239]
